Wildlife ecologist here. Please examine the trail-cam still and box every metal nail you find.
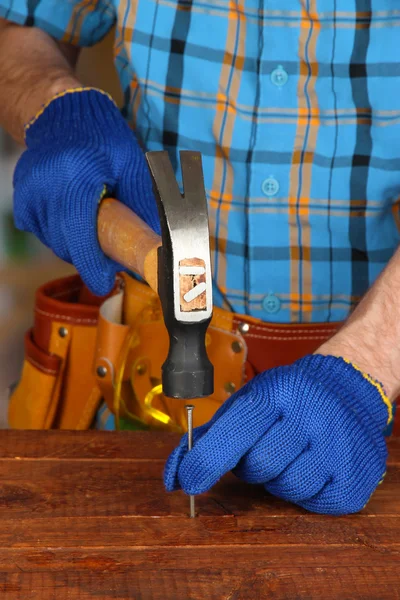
[185,404,196,518]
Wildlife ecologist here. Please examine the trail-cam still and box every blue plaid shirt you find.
[2,0,400,324]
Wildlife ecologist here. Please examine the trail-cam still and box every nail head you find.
[136,363,147,375]
[96,365,107,378]
[231,341,243,353]
[238,322,250,334]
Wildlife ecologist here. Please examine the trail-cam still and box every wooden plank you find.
[0,431,178,460]
[0,544,399,573]
[0,514,400,548]
[0,456,400,518]
[0,567,398,600]
[1,430,400,464]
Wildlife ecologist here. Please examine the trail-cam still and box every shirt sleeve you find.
[0,1,116,47]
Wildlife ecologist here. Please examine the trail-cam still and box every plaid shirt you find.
[2,1,400,324]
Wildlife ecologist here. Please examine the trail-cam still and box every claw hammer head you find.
[145,151,214,400]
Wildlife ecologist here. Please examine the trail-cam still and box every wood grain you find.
[0,431,399,599]
[0,568,398,600]
[97,198,161,293]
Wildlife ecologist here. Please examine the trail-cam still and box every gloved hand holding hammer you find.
[13,88,160,296]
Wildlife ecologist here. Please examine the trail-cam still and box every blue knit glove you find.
[164,355,392,515]
[13,88,160,296]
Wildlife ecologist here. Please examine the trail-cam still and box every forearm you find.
[0,20,82,144]
[319,245,400,401]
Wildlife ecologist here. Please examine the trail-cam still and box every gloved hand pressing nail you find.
[164,355,391,515]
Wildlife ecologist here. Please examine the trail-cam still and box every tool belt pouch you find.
[8,275,114,429]
[8,273,248,431]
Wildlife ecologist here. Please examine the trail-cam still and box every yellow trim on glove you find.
[343,358,393,426]
[99,185,108,204]
[24,87,116,137]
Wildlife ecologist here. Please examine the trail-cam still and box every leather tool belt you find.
[9,273,341,431]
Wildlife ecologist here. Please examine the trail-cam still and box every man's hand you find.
[14,89,160,295]
[164,355,391,515]
[317,246,400,403]
[0,20,80,143]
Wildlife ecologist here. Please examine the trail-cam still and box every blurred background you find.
[0,30,122,426]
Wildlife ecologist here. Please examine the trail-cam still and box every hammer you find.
[98,151,213,517]
[97,150,214,399]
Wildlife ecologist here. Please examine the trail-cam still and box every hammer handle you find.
[97,198,161,292]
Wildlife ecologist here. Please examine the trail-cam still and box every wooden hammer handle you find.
[97,198,161,293]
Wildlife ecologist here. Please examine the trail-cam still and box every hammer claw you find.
[179,151,205,198]
[145,151,182,207]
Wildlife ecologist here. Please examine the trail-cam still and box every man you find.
[0,1,398,516]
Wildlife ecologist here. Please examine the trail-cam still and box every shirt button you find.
[262,177,279,197]
[263,294,281,314]
[271,65,288,87]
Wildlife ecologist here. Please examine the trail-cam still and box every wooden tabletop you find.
[0,431,399,600]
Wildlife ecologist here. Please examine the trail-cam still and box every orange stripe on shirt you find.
[288,3,320,323]
[209,0,246,310]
